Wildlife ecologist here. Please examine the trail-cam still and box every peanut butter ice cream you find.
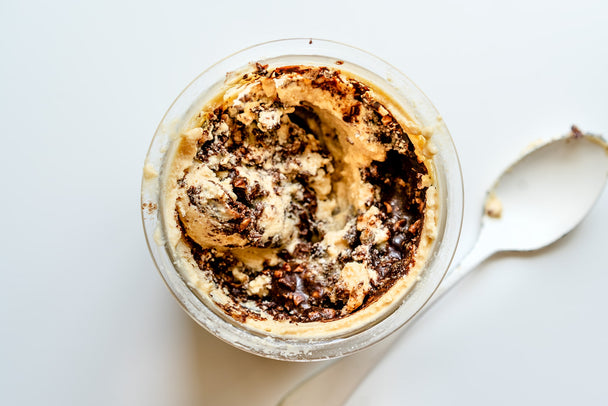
[161,63,438,337]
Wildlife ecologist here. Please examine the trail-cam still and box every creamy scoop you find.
[176,162,299,249]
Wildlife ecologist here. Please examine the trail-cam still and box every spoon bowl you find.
[483,133,608,253]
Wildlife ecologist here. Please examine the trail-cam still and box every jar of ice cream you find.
[141,39,463,361]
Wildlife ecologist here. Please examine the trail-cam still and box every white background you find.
[1,0,607,405]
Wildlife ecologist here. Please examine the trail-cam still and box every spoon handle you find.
[434,239,493,299]
[277,242,494,406]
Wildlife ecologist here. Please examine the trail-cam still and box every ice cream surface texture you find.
[161,63,439,337]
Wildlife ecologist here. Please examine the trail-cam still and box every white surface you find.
[1,0,607,405]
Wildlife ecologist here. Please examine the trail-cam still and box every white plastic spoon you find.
[278,127,608,406]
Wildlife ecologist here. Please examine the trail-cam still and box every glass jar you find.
[141,38,463,361]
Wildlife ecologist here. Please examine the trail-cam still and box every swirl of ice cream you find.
[175,99,335,249]
[176,161,299,249]
[162,63,439,337]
